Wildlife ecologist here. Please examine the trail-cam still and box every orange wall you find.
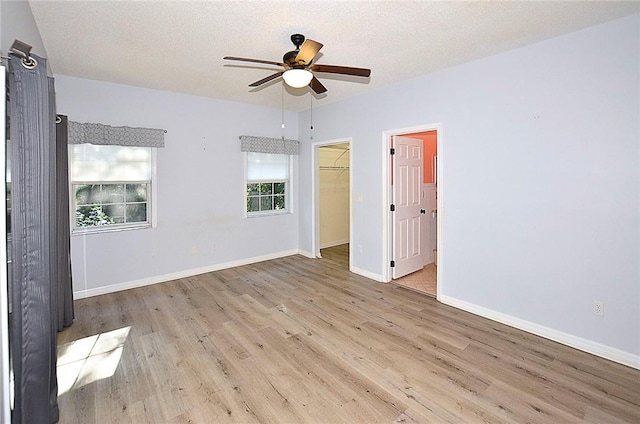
[420,131,437,183]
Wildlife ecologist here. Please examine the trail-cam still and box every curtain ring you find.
[21,56,37,69]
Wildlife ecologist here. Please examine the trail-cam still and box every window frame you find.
[69,146,158,235]
[244,152,293,218]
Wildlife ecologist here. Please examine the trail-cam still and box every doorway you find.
[312,138,352,269]
[383,125,441,297]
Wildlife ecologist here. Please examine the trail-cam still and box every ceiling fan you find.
[223,34,371,94]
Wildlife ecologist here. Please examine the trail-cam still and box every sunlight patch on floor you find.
[57,326,131,395]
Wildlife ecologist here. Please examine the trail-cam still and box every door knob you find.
[420,209,426,214]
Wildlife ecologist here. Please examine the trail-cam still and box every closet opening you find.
[311,138,352,269]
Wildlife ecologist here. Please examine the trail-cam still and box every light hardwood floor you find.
[57,245,640,423]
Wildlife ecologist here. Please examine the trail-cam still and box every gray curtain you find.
[8,52,71,424]
[55,115,74,332]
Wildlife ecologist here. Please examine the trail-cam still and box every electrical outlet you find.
[593,301,604,317]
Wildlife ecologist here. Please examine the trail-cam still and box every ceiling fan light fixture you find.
[282,69,313,88]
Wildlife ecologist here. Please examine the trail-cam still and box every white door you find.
[392,136,424,278]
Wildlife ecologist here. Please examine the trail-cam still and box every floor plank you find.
[57,245,640,423]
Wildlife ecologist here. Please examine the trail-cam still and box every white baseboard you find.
[73,249,300,300]
[350,265,384,282]
[439,294,640,370]
[297,249,315,259]
[320,239,349,249]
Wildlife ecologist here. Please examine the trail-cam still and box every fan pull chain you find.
[281,83,285,140]
[310,93,314,131]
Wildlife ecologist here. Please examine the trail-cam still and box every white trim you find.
[71,221,151,236]
[297,249,315,259]
[440,295,640,370]
[73,249,299,299]
[311,137,353,262]
[151,148,158,227]
[382,124,442,292]
[350,265,384,283]
[243,152,248,218]
[320,239,350,249]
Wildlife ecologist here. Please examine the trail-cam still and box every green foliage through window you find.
[75,205,114,227]
[247,182,286,213]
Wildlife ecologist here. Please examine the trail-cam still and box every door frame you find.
[311,137,353,266]
[382,123,443,298]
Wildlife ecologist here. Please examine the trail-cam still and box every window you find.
[246,152,289,215]
[70,144,155,232]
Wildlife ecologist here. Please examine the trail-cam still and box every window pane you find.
[274,182,285,195]
[76,205,114,227]
[260,183,273,195]
[102,204,124,221]
[102,184,125,203]
[126,204,147,223]
[247,183,260,196]
[75,205,93,227]
[75,184,94,205]
[260,196,273,211]
[274,195,285,210]
[247,196,260,212]
[125,184,147,202]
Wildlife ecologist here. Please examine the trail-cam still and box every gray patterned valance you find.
[68,121,165,148]
[240,135,299,155]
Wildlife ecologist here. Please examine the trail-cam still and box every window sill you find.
[246,210,290,218]
[71,223,151,236]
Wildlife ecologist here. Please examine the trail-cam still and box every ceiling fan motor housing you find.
[290,34,305,49]
[284,34,306,67]
[283,50,301,67]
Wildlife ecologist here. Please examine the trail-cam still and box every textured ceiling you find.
[28,1,639,112]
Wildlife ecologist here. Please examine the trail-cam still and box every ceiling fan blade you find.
[309,76,327,94]
[295,39,323,65]
[249,71,284,87]
[310,64,371,77]
[224,56,284,67]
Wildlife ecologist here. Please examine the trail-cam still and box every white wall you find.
[298,15,639,365]
[55,76,300,297]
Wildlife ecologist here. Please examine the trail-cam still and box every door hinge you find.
[390,148,395,155]
[390,204,395,212]
[390,260,395,268]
